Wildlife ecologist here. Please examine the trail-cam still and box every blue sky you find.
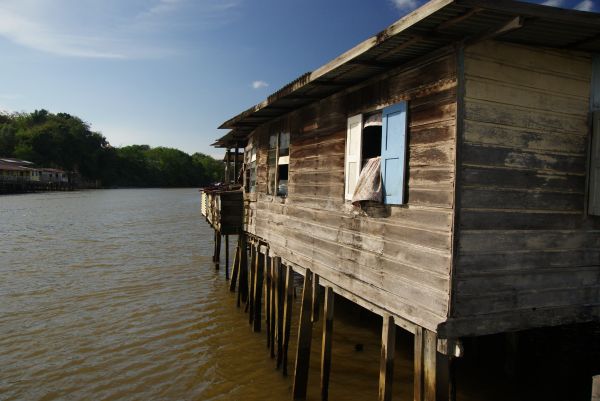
[0,0,597,157]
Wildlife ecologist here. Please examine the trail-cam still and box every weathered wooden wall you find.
[244,49,457,332]
[446,40,600,337]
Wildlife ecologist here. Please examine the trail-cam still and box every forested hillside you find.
[0,110,222,187]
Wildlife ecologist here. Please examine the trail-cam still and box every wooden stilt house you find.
[211,0,600,398]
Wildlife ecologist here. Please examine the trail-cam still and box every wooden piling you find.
[248,243,257,317]
[282,264,293,376]
[275,258,285,369]
[414,326,425,401]
[225,235,230,280]
[252,249,264,332]
[592,375,600,401]
[269,256,277,358]
[320,286,334,401]
[237,235,249,306]
[424,329,437,401]
[312,275,320,323]
[229,236,240,292]
[293,269,314,400]
[215,232,221,270]
[378,314,396,401]
[265,253,272,348]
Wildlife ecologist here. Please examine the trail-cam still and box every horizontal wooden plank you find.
[465,40,591,81]
[464,100,588,135]
[461,187,584,211]
[459,230,600,253]
[459,209,599,230]
[408,167,454,186]
[464,119,588,155]
[462,144,586,173]
[456,249,600,273]
[410,121,456,146]
[409,141,455,167]
[461,166,585,193]
[465,56,590,98]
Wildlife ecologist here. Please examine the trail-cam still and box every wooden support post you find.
[320,286,334,401]
[238,235,248,305]
[229,236,240,292]
[252,250,264,332]
[592,375,600,401]
[247,243,257,317]
[424,329,437,401]
[225,235,229,280]
[275,258,285,369]
[265,253,272,348]
[414,326,425,401]
[215,232,221,270]
[312,274,320,323]
[293,269,314,400]
[282,265,294,376]
[212,230,217,262]
[269,256,277,359]
[378,314,396,401]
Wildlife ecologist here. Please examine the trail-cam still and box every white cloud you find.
[252,81,269,89]
[390,0,419,11]
[541,0,565,6]
[0,0,242,59]
[574,0,594,11]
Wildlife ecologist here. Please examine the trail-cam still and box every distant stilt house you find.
[0,158,72,193]
[204,0,600,399]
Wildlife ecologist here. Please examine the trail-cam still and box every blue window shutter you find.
[381,101,408,205]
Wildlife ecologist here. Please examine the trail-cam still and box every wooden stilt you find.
[212,230,217,262]
[282,265,293,376]
[225,235,230,280]
[592,375,600,401]
[293,269,314,400]
[414,326,425,401]
[265,254,272,347]
[238,235,248,305]
[269,256,277,358]
[252,249,264,332]
[229,236,240,292]
[320,286,334,401]
[247,243,257,317]
[275,259,285,369]
[424,329,437,401]
[312,275,320,323]
[378,314,396,401]
[215,232,221,270]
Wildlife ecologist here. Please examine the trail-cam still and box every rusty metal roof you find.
[213,0,600,148]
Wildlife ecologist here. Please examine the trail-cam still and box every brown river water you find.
[1,189,596,401]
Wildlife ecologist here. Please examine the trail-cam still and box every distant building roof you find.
[0,158,34,166]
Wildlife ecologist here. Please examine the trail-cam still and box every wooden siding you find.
[449,40,600,337]
[245,50,457,332]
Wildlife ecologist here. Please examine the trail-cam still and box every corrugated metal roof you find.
[213,0,600,148]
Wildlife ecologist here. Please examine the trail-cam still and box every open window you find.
[267,131,290,197]
[244,141,257,193]
[345,101,408,205]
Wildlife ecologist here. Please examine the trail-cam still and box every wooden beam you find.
[225,235,229,280]
[379,314,396,401]
[229,236,240,291]
[293,269,314,400]
[275,258,285,369]
[282,264,294,376]
[592,375,600,401]
[468,15,524,44]
[265,254,272,347]
[237,234,248,306]
[247,244,257,317]
[270,256,277,358]
[414,326,425,401]
[320,287,335,401]
[312,274,320,323]
[424,330,437,401]
[253,250,264,332]
[215,232,221,270]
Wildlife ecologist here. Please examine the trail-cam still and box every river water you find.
[1,189,596,401]
[0,189,415,401]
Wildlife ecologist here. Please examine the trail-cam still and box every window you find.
[345,101,408,205]
[244,142,257,193]
[267,131,290,197]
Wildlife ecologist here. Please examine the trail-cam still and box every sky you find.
[0,0,598,158]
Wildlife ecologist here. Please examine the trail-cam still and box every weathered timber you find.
[592,375,600,401]
[230,236,240,292]
[270,256,277,358]
[378,314,396,401]
[414,326,425,401]
[225,235,229,280]
[424,329,437,401]
[247,244,257,318]
[312,275,320,323]
[238,235,249,306]
[293,269,314,400]
[265,253,272,348]
[275,257,285,369]
[320,287,334,401]
[282,264,294,376]
[253,249,265,332]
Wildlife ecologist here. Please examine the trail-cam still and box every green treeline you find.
[0,109,223,187]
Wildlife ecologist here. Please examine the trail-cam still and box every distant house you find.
[40,168,68,184]
[0,159,36,182]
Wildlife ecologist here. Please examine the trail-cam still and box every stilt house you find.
[210,0,600,398]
